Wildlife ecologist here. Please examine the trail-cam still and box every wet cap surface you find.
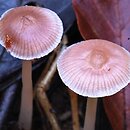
[57,39,130,97]
[0,6,63,60]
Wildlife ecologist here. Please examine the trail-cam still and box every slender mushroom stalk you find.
[0,6,63,130]
[19,60,33,130]
[57,39,130,130]
[84,98,97,130]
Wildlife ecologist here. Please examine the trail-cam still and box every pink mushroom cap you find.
[57,39,130,97]
[0,6,63,60]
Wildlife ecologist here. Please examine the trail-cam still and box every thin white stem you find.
[19,60,33,130]
[83,98,97,130]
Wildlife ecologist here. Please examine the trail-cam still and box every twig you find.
[37,56,58,91]
[35,49,57,91]
[36,87,61,130]
[35,56,61,130]
[35,35,68,130]
[35,35,68,92]
[59,111,71,121]
[69,90,80,130]
[35,53,60,130]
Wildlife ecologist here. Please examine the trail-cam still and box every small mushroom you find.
[57,39,130,130]
[0,6,63,130]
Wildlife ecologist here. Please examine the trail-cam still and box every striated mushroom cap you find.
[0,6,63,60]
[57,39,130,97]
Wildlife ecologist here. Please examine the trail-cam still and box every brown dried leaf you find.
[72,0,130,130]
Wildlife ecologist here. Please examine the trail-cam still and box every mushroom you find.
[0,6,63,130]
[57,39,130,130]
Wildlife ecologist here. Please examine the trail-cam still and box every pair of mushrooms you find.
[0,5,130,130]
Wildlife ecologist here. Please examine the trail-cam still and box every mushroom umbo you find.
[0,6,63,130]
[57,39,130,130]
